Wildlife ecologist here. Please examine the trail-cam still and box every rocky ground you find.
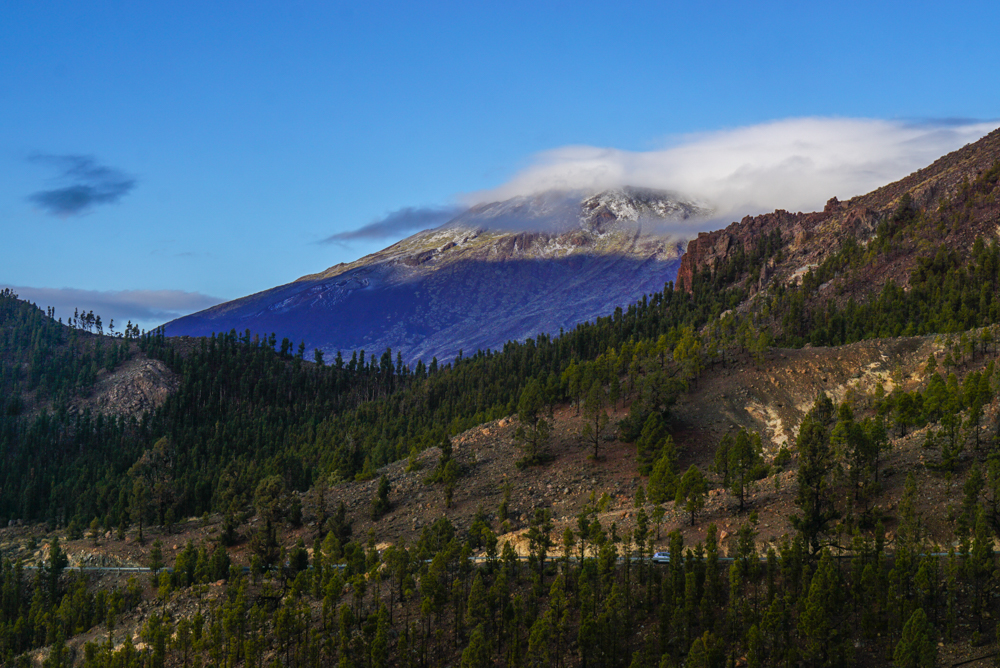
[86,356,178,417]
[303,331,992,559]
[7,332,990,571]
[5,331,1000,664]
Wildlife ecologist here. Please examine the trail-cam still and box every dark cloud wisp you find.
[27,154,136,216]
[322,205,464,244]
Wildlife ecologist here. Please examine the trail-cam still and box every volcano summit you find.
[164,188,708,364]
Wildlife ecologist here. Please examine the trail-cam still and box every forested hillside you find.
[1,133,1000,666]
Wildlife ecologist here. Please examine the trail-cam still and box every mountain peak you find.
[165,187,697,363]
[444,187,710,237]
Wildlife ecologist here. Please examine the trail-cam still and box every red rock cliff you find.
[674,209,831,292]
[674,230,731,292]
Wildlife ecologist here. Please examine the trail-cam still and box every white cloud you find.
[467,117,999,220]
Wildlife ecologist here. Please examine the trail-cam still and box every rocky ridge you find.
[676,126,1000,295]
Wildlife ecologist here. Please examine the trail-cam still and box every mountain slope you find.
[164,188,707,363]
[9,130,1000,668]
[676,126,1000,298]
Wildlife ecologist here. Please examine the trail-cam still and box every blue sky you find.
[1,1,998,330]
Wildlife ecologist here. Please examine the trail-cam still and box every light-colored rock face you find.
[165,188,710,365]
[88,357,178,417]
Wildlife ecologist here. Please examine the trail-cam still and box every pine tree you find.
[371,604,389,668]
[797,550,847,666]
[149,540,164,573]
[581,380,609,460]
[675,466,707,526]
[371,474,392,519]
[636,413,670,475]
[46,536,68,603]
[466,572,489,631]
[648,443,679,503]
[684,631,724,668]
[514,379,552,465]
[461,624,490,668]
[893,608,936,668]
[792,396,839,554]
[526,612,553,667]
[968,508,995,633]
[727,428,763,512]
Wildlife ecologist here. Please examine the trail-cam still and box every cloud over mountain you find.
[468,118,1000,219]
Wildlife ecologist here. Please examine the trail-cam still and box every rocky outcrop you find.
[675,209,831,292]
[675,126,1000,297]
[88,358,178,417]
[675,230,730,292]
[675,231,727,291]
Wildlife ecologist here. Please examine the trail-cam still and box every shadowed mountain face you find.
[164,188,703,364]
